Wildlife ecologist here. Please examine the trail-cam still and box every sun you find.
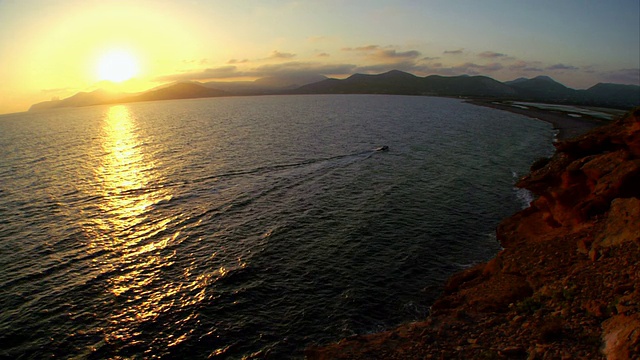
[96,49,139,83]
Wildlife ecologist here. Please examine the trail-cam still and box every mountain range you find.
[29,70,640,111]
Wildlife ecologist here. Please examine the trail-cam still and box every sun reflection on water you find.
[84,105,206,351]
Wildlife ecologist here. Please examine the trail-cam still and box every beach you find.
[467,100,617,141]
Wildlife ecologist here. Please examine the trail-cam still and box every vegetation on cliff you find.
[307,108,640,359]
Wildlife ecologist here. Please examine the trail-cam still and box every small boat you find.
[376,145,389,152]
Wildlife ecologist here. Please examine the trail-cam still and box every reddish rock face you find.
[602,314,640,360]
[513,108,640,233]
[307,109,640,360]
[596,197,640,248]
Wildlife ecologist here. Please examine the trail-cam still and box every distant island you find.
[29,70,640,112]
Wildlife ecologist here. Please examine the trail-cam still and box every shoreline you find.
[466,99,612,141]
[306,108,640,360]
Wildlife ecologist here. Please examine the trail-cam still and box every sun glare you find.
[97,50,139,82]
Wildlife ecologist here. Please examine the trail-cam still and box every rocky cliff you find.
[307,108,640,359]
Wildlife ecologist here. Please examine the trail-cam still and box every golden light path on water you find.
[83,105,213,350]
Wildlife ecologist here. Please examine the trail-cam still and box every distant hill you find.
[507,75,577,102]
[29,70,640,111]
[581,83,640,109]
[252,73,328,90]
[294,70,517,97]
[503,77,529,85]
[294,70,425,94]
[29,82,227,111]
[295,71,639,109]
[504,76,640,108]
[121,82,227,103]
[203,74,327,94]
[420,74,517,97]
[29,89,126,111]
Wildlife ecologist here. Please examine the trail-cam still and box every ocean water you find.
[0,95,554,359]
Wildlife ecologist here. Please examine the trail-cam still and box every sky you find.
[0,0,638,114]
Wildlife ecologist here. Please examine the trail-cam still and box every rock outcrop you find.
[307,108,640,359]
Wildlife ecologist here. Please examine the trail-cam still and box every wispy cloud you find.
[508,60,544,72]
[154,51,638,88]
[375,49,421,60]
[601,68,640,85]
[408,62,505,76]
[455,62,503,74]
[155,65,241,82]
[478,51,507,58]
[251,62,356,77]
[355,61,422,74]
[547,63,579,71]
[342,45,421,63]
[342,45,380,52]
[155,61,358,83]
[182,58,209,65]
[40,87,72,94]
[268,50,296,59]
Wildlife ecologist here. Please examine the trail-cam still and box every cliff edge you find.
[307,108,640,359]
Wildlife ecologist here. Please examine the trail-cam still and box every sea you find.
[0,95,554,359]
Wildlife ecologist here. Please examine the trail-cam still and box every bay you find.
[0,95,554,359]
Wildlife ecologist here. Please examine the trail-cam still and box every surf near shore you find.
[467,99,625,141]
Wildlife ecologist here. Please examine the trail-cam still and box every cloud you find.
[155,65,242,82]
[470,62,502,73]
[341,45,422,65]
[478,51,507,58]
[375,49,421,60]
[342,45,380,52]
[446,62,504,74]
[355,60,422,74]
[443,49,464,55]
[508,60,543,72]
[156,51,635,88]
[154,61,359,83]
[601,68,640,85]
[405,62,505,76]
[181,58,209,65]
[477,62,504,72]
[547,63,579,71]
[251,62,357,77]
[40,87,71,94]
[268,50,296,59]
[349,59,505,78]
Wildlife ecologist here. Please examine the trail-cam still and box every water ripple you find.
[0,96,555,359]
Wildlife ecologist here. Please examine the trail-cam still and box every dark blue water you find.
[0,95,554,359]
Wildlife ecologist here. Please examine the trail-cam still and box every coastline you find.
[466,99,612,141]
[307,109,640,359]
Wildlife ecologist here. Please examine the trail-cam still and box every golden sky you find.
[1,0,638,114]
